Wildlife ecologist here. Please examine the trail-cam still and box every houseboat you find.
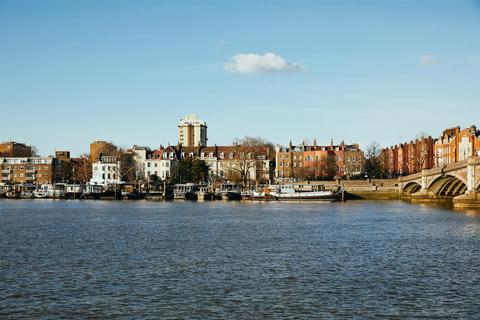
[65,184,85,199]
[174,183,198,200]
[83,184,103,199]
[252,184,340,201]
[196,184,213,201]
[219,183,242,200]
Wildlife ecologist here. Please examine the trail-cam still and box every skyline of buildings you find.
[380,125,480,177]
[2,112,480,189]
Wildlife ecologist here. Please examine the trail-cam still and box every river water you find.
[0,200,479,319]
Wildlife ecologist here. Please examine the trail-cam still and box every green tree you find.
[191,159,209,183]
[170,158,209,184]
[149,174,162,190]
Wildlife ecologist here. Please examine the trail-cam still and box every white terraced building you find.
[142,149,177,181]
[90,156,123,186]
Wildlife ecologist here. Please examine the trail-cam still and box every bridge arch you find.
[475,180,480,191]
[402,181,422,194]
[427,174,467,197]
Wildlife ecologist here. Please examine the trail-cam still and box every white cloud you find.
[420,54,440,66]
[224,53,303,74]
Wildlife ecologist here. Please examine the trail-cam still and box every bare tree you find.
[223,136,274,188]
[31,145,39,157]
[365,141,382,178]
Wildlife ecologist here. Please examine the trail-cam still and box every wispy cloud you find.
[420,54,440,66]
[224,53,303,74]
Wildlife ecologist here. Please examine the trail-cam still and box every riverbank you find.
[2,178,480,208]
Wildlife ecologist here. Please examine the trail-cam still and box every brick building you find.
[276,140,365,180]
[0,141,32,157]
[89,141,118,162]
[0,157,60,184]
[381,137,434,176]
[433,125,480,167]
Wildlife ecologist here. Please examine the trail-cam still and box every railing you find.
[26,176,35,180]
[1,175,11,180]
[400,156,479,182]
[26,169,36,174]
[1,169,10,173]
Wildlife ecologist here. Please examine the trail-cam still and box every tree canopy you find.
[170,158,209,184]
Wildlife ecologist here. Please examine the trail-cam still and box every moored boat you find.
[252,184,340,201]
[196,185,213,201]
[174,183,198,200]
[219,183,242,200]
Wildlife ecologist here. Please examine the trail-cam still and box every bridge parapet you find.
[398,156,480,193]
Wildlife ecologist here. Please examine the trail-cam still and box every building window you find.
[229,153,234,159]
[209,152,213,158]
[219,152,224,159]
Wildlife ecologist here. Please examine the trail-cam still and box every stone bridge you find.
[399,156,480,208]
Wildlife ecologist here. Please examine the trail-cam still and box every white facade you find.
[178,114,207,147]
[459,136,473,161]
[143,158,174,181]
[90,157,123,186]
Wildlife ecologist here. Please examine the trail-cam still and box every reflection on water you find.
[0,200,479,319]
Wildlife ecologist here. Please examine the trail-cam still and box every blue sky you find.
[1,0,479,156]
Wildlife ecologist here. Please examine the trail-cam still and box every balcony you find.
[26,169,36,174]
[1,169,11,174]
[1,175,11,181]
[26,176,35,181]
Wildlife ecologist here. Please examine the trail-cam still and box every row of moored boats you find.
[0,182,341,201]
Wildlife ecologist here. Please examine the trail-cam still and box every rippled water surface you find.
[1,200,479,319]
